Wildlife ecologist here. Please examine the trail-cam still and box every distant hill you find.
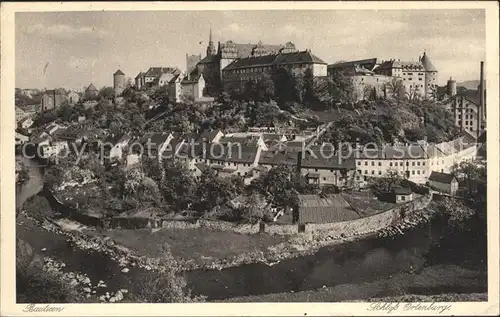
[456,80,486,90]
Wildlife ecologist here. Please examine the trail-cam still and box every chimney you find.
[478,61,484,138]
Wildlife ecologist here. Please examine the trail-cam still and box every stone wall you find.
[304,193,433,238]
[47,187,432,239]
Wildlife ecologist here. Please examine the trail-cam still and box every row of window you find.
[226,66,272,75]
[360,169,426,176]
[458,114,476,119]
[193,158,253,167]
[458,120,475,126]
[358,159,446,167]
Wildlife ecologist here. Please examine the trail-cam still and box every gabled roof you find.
[375,60,425,72]
[139,132,171,149]
[218,135,261,147]
[442,90,481,106]
[144,67,180,78]
[220,41,284,58]
[392,186,412,195]
[274,50,327,65]
[18,116,33,124]
[198,55,217,64]
[135,72,144,79]
[327,58,379,71]
[86,83,98,92]
[104,133,131,146]
[114,69,125,76]
[223,54,278,70]
[181,72,202,84]
[222,50,327,71]
[428,171,457,184]
[198,129,222,143]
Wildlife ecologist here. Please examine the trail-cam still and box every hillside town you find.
[15,26,487,304]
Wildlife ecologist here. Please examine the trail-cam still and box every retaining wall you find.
[45,187,433,238]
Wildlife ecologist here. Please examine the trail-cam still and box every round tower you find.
[446,77,457,96]
[113,69,126,97]
[420,51,438,99]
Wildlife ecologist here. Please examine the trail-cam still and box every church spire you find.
[206,27,216,57]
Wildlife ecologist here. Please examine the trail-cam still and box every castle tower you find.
[206,27,216,57]
[446,77,457,97]
[186,53,202,74]
[420,51,438,99]
[113,69,126,97]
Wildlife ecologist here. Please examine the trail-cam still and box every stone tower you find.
[446,77,457,97]
[113,69,126,97]
[186,53,202,74]
[420,51,438,99]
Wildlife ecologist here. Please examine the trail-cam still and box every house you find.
[198,129,224,143]
[137,132,174,161]
[243,165,267,185]
[15,106,27,123]
[67,91,80,105]
[37,134,70,159]
[17,116,34,129]
[15,132,30,145]
[427,171,459,195]
[84,83,99,100]
[180,73,207,102]
[392,187,414,203]
[103,133,131,162]
[296,194,359,224]
[139,67,181,88]
[299,147,358,188]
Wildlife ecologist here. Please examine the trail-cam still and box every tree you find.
[328,68,355,105]
[128,248,203,303]
[23,195,53,221]
[451,160,486,199]
[272,67,301,105]
[16,161,30,186]
[159,160,196,210]
[44,165,66,190]
[239,193,265,224]
[250,164,301,210]
[386,77,405,103]
[123,168,144,198]
[368,169,403,193]
[99,87,115,100]
[194,169,241,214]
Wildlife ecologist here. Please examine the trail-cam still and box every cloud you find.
[25,23,110,39]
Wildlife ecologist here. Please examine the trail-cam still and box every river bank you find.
[220,264,487,302]
[15,155,487,302]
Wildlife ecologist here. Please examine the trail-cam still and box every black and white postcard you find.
[1,1,499,316]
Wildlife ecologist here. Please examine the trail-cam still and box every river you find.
[15,155,487,301]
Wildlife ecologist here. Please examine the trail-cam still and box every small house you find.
[103,133,131,162]
[392,186,413,203]
[17,116,34,129]
[428,171,459,195]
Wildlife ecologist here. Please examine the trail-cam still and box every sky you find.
[15,9,485,90]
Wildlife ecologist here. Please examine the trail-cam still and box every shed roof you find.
[298,194,359,224]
